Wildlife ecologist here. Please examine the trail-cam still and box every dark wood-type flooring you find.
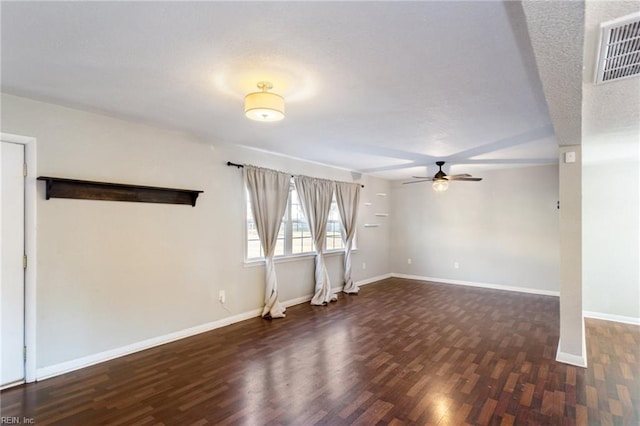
[1,278,638,425]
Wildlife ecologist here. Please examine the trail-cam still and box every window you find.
[246,197,285,259]
[326,201,345,251]
[290,187,313,254]
[246,181,346,261]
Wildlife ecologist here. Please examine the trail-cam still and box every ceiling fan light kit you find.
[432,180,449,192]
[244,81,285,122]
[403,161,482,191]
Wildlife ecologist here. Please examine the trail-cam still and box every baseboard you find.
[282,294,317,308]
[36,308,262,381]
[392,275,638,325]
[356,273,393,287]
[35,280,386,382]
[391,273,560,297]
[583,311,640,326]
[283,274,391,307]
[37,272,582,382]
[282,285,346,308]
[0,379,25,391]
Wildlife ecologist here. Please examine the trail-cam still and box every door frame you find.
[1,132,37,383]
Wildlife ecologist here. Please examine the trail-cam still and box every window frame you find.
[244,180,351,264]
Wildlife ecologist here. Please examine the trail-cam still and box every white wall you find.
[583,157,639,321]
[0,93,391,371]
[581,2,640,322]
[390,165,560,293]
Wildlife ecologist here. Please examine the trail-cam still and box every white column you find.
[556,145,587,367]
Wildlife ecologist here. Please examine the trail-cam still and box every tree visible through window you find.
[246,180,346,261]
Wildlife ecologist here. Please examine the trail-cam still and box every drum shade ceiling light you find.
[244,81,285,122]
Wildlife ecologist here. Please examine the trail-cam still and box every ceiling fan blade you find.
[411,176,434,180]
[403,179,432,185]
[446,177,482,181]
[447,173,472,178]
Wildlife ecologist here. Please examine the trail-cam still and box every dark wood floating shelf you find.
[37,177,203,207]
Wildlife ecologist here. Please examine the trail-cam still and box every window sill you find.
[244,249,358,268]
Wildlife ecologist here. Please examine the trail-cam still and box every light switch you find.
[564,151,576,163]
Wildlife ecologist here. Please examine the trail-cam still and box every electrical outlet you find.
[362,262,367,270]
[408,258,412,264]
[218,290,226,304]
[454,262,459,269]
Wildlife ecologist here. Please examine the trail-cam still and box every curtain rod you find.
[226,162,364,188]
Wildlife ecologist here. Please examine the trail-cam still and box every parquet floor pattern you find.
[1,278,638,425]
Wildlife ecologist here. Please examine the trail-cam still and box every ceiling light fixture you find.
[244,81,285,122]
[432,180,449,192]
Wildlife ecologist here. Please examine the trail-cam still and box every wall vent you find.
[595,13,640,84]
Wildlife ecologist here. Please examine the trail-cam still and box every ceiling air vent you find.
[595,13,640,84]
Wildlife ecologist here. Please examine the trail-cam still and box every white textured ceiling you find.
[1,1,563,180]
[523,0,639,164]
[522,0,585,148]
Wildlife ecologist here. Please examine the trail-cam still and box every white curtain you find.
[244,165,290,319]
[335,182,361,294]
[294,176,337,305]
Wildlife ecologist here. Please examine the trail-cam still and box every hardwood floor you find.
[1,278,638,425]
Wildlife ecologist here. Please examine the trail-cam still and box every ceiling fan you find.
[403,161,482,192]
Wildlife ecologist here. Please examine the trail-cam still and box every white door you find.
[0,141,25,387]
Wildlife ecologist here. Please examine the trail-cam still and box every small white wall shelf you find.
[363,202,372,206]
[376,193,387,197]
[375,213,389,217]
[363,223,380,228]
